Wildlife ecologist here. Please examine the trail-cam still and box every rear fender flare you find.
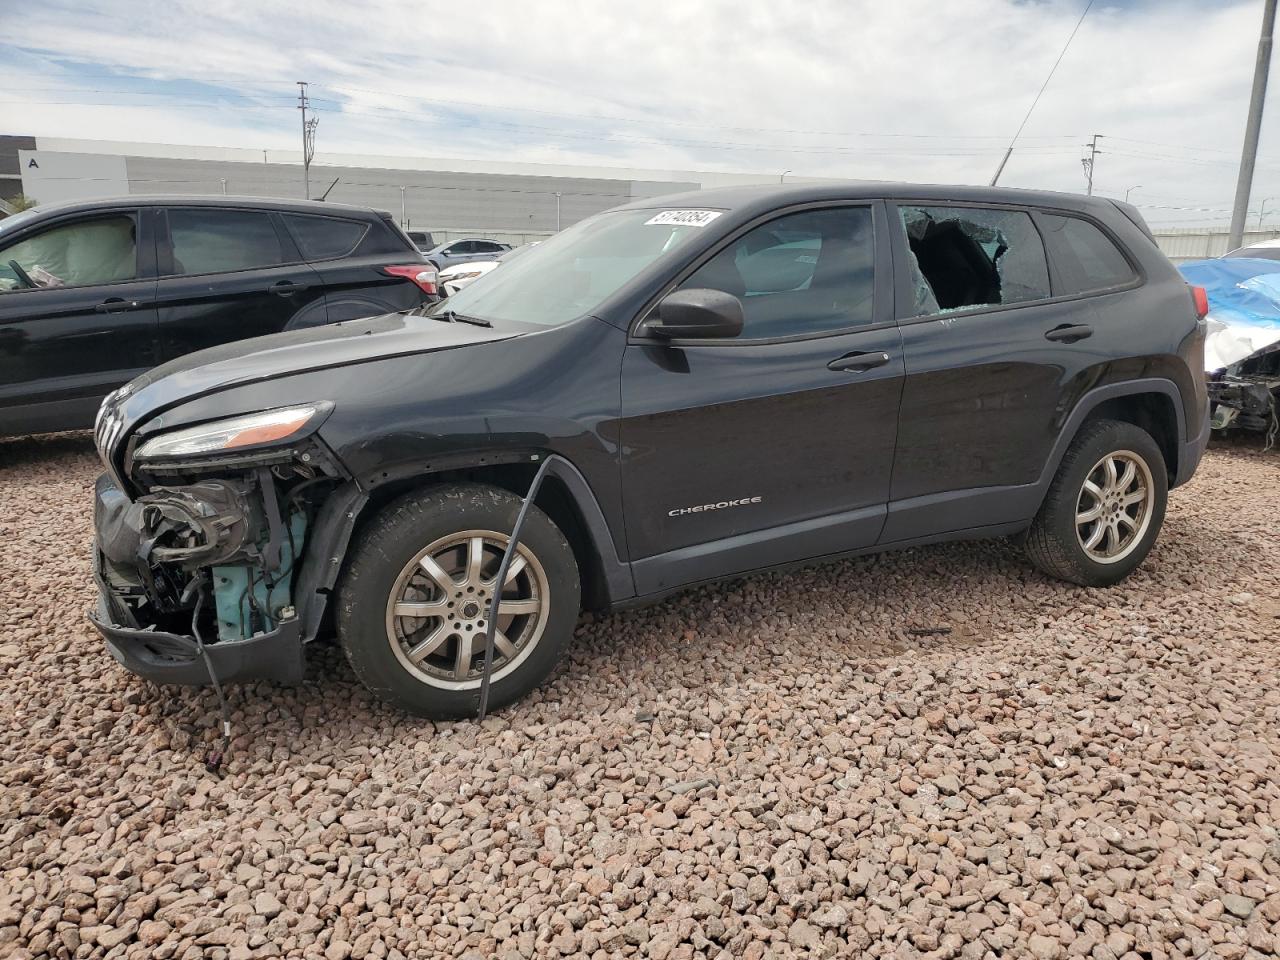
[312,296,404,326]
[1038,377,1185,491]
[283,297,332,331]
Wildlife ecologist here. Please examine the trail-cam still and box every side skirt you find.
[613,519,1029,613]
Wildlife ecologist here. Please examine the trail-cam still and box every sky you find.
[1,0,1276,229]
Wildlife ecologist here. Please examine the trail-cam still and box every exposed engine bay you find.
[1180,256,1280,447]
[1207,344,1280,448]
[93,436,351,682]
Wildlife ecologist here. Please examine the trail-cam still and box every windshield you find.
[434,208,718,327]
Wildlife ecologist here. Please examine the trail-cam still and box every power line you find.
[4,91,1088,159]
[1,74,1083,142]
[1105,136,1248,158]
[991,0,1095,184]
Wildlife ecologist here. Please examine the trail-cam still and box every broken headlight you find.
[134,403,333,460]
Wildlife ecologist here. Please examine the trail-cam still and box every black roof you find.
[617,180,1116,217]
[5,194,392,219]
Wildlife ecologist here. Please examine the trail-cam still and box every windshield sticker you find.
[645,210,723,227]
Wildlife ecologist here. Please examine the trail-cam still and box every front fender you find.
[342,448,635,609]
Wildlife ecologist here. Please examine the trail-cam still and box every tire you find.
[1025,419,1168,587]
[337,483,580,718]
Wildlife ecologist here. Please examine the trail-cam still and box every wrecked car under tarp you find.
[1178,257,1280,444]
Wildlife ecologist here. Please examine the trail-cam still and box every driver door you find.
[619,202,904,595]
[0,207,160,434]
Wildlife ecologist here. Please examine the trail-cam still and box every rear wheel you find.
[1025,419,1167,586]
[337,483,580,717]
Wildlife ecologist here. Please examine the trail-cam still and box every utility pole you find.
[555,192,561,232]
[297,81,318,199]
[399,186,406,228]
[1081,134,1102,196]
[1228,0,1276,251]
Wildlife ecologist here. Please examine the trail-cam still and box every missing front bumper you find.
[88,596,306,686]
[90,473,309,687]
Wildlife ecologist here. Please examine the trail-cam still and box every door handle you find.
[269,280,310,296]
[828,350,891,372]
[95,298,139,314]
[1044,323,1093,343]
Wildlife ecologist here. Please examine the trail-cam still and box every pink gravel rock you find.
[1,434,1278,959]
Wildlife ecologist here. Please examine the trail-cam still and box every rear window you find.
[284,214,368,260]
[167,209,286,275]
[1040,214,1136,294]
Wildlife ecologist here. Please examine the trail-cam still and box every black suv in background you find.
[90,183,1210,718]
[0,196,438,436]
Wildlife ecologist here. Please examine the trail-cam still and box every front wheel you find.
[337,483,580,718]
[1025,419,1168,587]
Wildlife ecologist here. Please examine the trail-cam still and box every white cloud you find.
[2,0,1276,226]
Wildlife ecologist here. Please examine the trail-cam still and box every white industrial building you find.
[1,134,814,245]
[4,135,1276,256]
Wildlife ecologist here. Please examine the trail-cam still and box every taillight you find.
[383,264,438,295]
[1190,284,1209,320]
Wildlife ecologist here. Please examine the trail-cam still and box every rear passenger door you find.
[281,212,426,324]
[884,202,1136,541]
[154,206,326,360]
[471,240,506,261]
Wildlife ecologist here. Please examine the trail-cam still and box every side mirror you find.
[647,288,744,340]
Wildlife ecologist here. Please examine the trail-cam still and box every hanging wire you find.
[990,0,1096,184]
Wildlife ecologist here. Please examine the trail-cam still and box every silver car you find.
[422,237,511,271]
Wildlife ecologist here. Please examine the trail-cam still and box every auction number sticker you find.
[644,210,723,227]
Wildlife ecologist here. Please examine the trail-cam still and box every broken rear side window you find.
[900,206,1050,316]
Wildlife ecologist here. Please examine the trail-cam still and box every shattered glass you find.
[900,206,1050,315]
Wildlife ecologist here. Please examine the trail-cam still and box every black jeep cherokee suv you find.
[90,183,1210,717]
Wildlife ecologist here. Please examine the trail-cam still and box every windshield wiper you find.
[410,305,494,327]
[438,309,493,328]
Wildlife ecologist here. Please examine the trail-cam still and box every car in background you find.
[1178,254,1280,436]
[1224,237,1280,261]
[438,259,500,296]
[421,237,511,271]
[437,242,539,296]
[406,230,436,252]
[0,195,438,437]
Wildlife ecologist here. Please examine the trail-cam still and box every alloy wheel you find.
[384,530,549,689]
[1074,450,1155,564]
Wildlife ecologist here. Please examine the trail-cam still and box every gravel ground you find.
[2,433,1278,960]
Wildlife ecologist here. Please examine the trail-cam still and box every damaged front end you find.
[90,401,356,686]
[1207,344,1280,445]
[1180,257,1280,445]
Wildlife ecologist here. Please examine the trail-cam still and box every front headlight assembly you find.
[134,403,333,460]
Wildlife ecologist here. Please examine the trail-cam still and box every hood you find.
[98,311,518,466]
[1178,258,1280,372]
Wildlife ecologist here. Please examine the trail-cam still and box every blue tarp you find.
[1177,257,1280,370]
